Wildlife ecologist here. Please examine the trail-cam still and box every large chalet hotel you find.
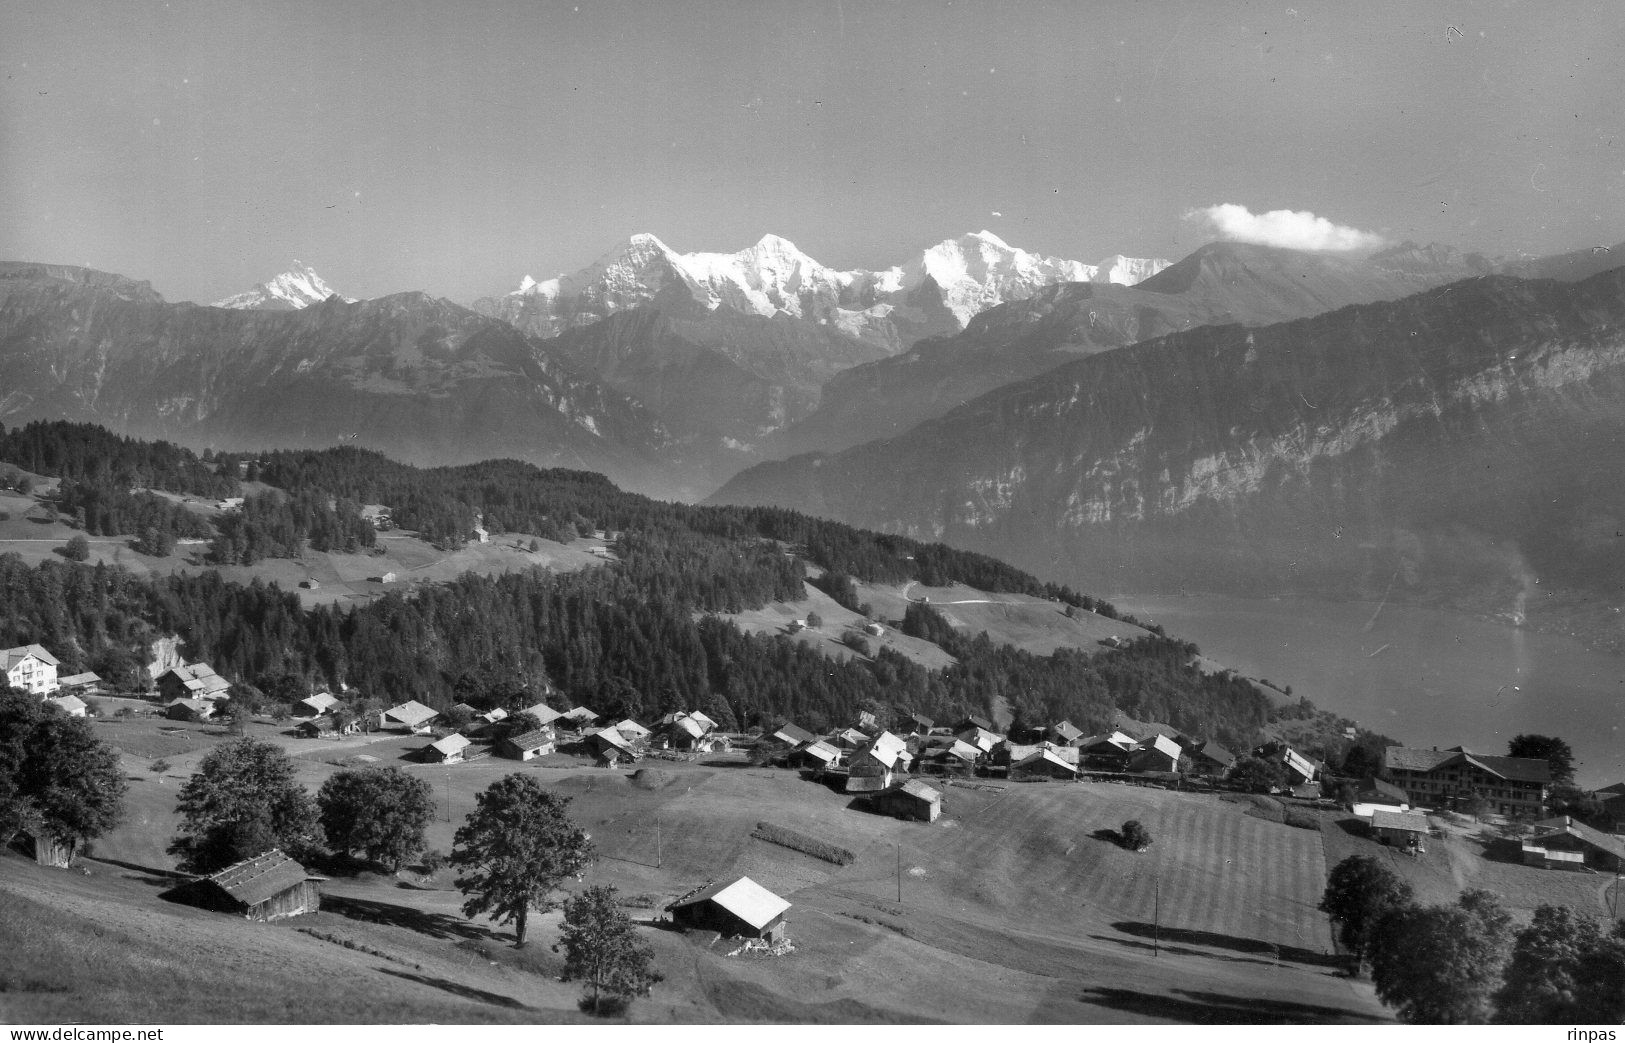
[1383,745,1551,817]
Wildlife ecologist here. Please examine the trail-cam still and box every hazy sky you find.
[3,0,1622,303]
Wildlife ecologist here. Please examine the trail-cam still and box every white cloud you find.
[1185,203,1388,253]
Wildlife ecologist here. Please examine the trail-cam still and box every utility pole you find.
[1153,869,1160,958]
[444,767,452,824]
[656,815,662,870]
[896,842,902,904]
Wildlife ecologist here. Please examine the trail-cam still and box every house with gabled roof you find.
[788,740,839,771]
[668,876,790,942]
[1350,777,1410,817]
[157,662,231,702]
[421,733,471,764]
[1013,747,1080,780]
[299,692,340,717]
[1128,734,1183,774]
[872,778,942,822]
[46,694,87,717]
[562,706,600,727]
[903,711,934,735]
[1078,731,1138,771]
[1048,720,1085,746]
[514,702,564,728]
[1370,810,1431,849]
[165,848,321,921]
[1596,782,1625,832]
[1383,745,1550,817]
[380,700,439,734]
[584,726,638,766]
[497,728,555,761]
[1521,815,1625,872]
[829,727,870,750]
[955,714,996,734]
[846,731,911,793]
[56,671,101,693]
[1186,740,1236,777]
[165,697,216,722]
[956,725,1002,755]
[612,719,650,744]
[3,644,60,697]
[768,722,817,749]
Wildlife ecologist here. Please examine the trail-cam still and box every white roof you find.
[673,876,790,930]
[384,700,439,727]
[429,734,471,756]
[301,692,339,712]
[1136,734,1183,759]
[47,694,87,715]
[516,702,563,725]
[2,644,59,669]
[797,740,839,763]
[687,710,718,731]
[614,719,650,737]
[1371,810,1430,833]
[1016,748,1078,773]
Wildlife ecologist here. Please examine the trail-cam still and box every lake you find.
[1114,594,1625,790]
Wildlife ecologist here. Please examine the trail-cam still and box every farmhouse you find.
[46,694,87,717]
[1383,746,1551,817]
[955,715,996,734]
[1186,740,1236,776]
[476,707,509,729]
[1128,734,1183,774]
[872,778,942,822]
[380,700,440,734]
[655,715,710,751]
[421,733,471,764]
[1048,720,1085,746]
[562,706,600,727]
[829,727,870,750]
[3,644,60,696]
[497,728,555,761]
[55,671,102,693]
[166,849,321,922]
[767,722,817,749]
[956,726,1001,755]
[514,702,564,728]
[904,712,934,735]
[788,740,840,771]
[996,741,1079,771]
[1520,816,1625,872]
[584,727,638,766]
[156,662,231,703]
[1254,742,1318,785]
[919,736,981,773]
[1369,810,1431,849]
[612,719,651,744]
[1012,747,1080,780]
[295,716,357,738]
[298,692,339,717]
[1078,731,1138,771]
[846,731,910,793]
[165,697,216,722]
[668,876,790,942]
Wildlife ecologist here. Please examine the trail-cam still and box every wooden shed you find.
[497,728,555,761]
[166,849,321,921]
[421,733,471,764]
[668,876,790,942]
[788,740,840,771]
[872,779,942,822]
[1370,810,1430,849]
[30,832,74,868]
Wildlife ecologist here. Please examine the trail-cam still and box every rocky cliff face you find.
[711,268,1625,625]
[0,262,703,499]
[211,261,355,310]
[775,241,1490,457]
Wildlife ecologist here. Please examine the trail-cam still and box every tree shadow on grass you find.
[322,894,494,941]
[1079,986,1386,1024]
[1110,921,1342,968]
[1092,827,1124,846]
[375,968,529,1010]
[1086,933,1277,968]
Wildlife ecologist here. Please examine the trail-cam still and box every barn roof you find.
[479,707,509,724]
[1079,732,1136,753]
[687,711,718,732]
[1357,777,1409,804]
[516,702,563,726]
[1370,810,1430,833]
[56,672,101,688]
[505,728,553,751]
[1383,746,1455,772]
[166,697,214,716]
[772,722,816,745]
[1530,816,1625,860]
[207,849,310,907]
[46,694,86,715]
[613,719,650,737]
[2,644,59,669]
[428,733,471,757]
[1049,720,1084,743]
[897,778,941,802]
[907,712,934,729]
[588,727,633,752]
[1015,748,1078,773]
[1192,740,1236,767]
[795,740,839,763]
[1135,734,1183,759]
[300,692,339,713]
[670,876,789,930]
[383,700,439,728]
[563,706,599,723]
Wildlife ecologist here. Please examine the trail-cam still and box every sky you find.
[3,0,1623,304]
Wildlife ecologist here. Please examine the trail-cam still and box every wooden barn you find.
[30,832,73,868]
[1078,731,1138,771]
[584,727,638,766]
[497,728,555,761]
[1048,720,1085,746]
[1128,734,1183,774]
[1370,810,1431,850]
[668,876,790,941]
[165,697,216,722]
[166,849,321,922]
[788,740,840,771]
[1012,747,1079,780]
[1520,816,1625,872]
[1187,740,1236,777]
[845,732,910,793]
[767,722,817,750]
[421,733,471,764]
[872,778,942,822]
[298,692,340,717]
[381,700,439,734]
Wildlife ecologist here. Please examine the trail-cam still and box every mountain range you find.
[710,263,1625,641]
[211,261,355,310]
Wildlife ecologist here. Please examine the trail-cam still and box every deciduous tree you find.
[317,766,435,871]
[0,689,126,856]
[1507,734,1575,786]
[450,774,593,946]
[169,737,320,873]
[1369,889,1512,1023]
[556,885,661,1015]
[1493,904,1625,1023]
[1320,855,1415,967]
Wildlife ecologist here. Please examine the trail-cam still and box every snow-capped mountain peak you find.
[212,261,355,310]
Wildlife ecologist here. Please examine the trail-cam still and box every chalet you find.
[298,692,340,717]
[377,572,397,584]
[1350,777,1411,817]
[846,731,910,793]
[421,733,471,764]
[872,778,942,822]
[956,726,1002,755]
[996,741,1079,771]
[514,702,565,728]
[1521,816,1625,872]
[562,706,600,728]
[787,740,840,771]
[498,728,556,761]
[165,697,215,722]
[295,716,357,738]
[1047,720,1085,746]
[584,727,638,766]
[767,722,817,749]
[1128,734,1183,774]
[3,644,60,696]
[1383,746,1551,817]
[857,709,880,733]
[920,737,982,772]
[449,702,481,719]
[380,700,439,734]
[1012,748,1080,780]
[668,876,790,942]
[157,662,231,703]
[904,712,934,735]
[1186,740,1236,777]
[1112,710,1182,743]
[612,719,651,744]
[166,849,321,922]
[655,716,710,751]
[829,727,870,750]
[1078,731,1138,771]
[46,694,87,717]
[55,671,101,693]
[686,710,719,733]
[955,715,996,734]
[1370,810,1431,850]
